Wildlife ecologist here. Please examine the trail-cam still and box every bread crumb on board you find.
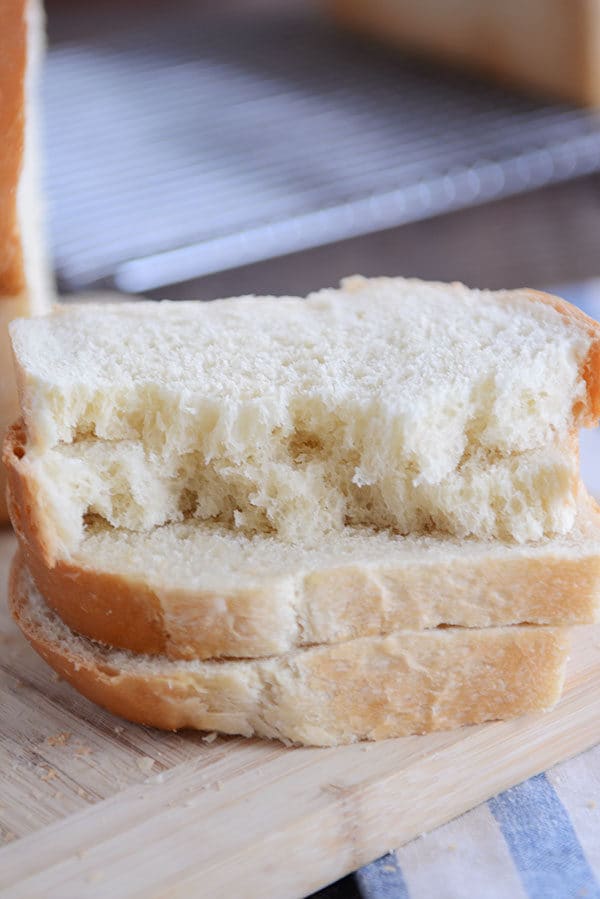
[202,732,218,744]
[74,744,93,757]
[39,767,58,782]
[136,756,155,774]
[46,731,71,747]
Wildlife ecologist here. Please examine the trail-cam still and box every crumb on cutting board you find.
[74,744,93,757]
[39,768,58,782]
[137,756,155,774]
[46,731,71,747]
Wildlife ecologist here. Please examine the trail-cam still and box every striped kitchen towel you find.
[355,742,600,899]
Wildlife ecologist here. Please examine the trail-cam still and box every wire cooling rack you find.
[43,1,600,293]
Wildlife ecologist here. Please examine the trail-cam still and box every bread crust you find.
[4,423,599,660]
[0,1,50,524]
[10,552,569,746]
[524,289,600,426]
[0,1,28,523]
[0,1,27,297]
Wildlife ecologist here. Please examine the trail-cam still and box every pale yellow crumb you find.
[137,756,155,774]
[202,732,218,744]
[40,768,58,782]
[74,744,93,757]
[46,731,71,747]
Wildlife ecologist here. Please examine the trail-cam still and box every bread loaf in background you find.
[328,0,600,107]
[0,0,52,523]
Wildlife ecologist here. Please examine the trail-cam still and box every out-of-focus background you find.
[44,0,600,303]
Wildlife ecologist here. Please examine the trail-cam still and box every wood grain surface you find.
[1,527,599,899]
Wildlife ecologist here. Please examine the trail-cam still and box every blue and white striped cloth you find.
[356,281,600,899]
[356,739,600,899]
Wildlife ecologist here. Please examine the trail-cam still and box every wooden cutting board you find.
[1,528,599,899]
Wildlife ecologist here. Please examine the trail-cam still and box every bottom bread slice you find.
[10,553,569,746]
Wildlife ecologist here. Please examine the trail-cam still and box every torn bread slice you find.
[10,552,569,746]
[0,0,52,522]
[8,277,600,553]
[6,424,600,659]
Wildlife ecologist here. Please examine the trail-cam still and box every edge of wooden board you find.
[1,626,599,899]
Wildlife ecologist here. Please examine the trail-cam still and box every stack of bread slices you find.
[4,276,600,746]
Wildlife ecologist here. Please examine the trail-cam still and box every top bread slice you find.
[0,0,52,522]
[8,277,600,557]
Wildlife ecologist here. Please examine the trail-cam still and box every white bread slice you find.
[6,424,600,659]
[8,277,600,553]
[0,0,52,522]
[10,552,569,746]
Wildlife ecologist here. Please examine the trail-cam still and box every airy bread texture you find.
[0,0,51,522]
[10,553,569,746]
[9,278,600,552]
[6,422,600,658]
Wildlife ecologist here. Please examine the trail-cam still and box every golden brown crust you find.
[523,289,600,426]
[3,421,59,566]
[4,424,600,660]
[0,1,27,297]
[9,552,570,745]
[0,0,28,522]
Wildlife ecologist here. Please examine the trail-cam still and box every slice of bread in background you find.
[10,552,569,746]
[328,0,600,107]
[0,0,52,522]
[6,424,599,659]
[8,278,600,552]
